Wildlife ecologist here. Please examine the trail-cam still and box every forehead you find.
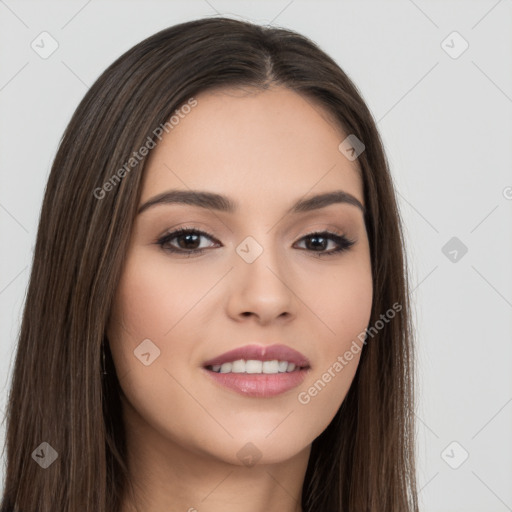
[141,86,364,209]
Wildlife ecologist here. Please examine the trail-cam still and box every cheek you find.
[294,254,372,420]
[106,252,210,437]
[107,254,173,382]
[315,272,372,329]
[302,253,373,348]
[107,249,230,395]
[109,251,211,344]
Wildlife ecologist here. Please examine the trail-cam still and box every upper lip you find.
[203,344,311,368]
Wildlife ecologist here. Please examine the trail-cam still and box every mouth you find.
[205,360,308,374]
[201,344,311,397]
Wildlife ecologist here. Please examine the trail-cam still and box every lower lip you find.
[202,367,310,398]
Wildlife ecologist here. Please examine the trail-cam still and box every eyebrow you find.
[137,189,365,216]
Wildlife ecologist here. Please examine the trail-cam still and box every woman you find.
[0,17,418,512]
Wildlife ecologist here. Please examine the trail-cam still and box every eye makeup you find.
[155,226,356,258]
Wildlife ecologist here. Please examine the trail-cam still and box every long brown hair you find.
[0,17,418,512]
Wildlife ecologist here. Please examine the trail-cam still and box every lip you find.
[202,367,310,398]
[202,343,311,368]
[201,344,311,398]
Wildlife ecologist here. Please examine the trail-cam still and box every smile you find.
[206,359,306,374]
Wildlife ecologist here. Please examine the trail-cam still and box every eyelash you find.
[156,226,355,257]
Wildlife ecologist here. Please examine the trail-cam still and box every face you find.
[107,86,373,467]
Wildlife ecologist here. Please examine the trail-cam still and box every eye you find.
[294,231,355,256]
[156,227,219,256]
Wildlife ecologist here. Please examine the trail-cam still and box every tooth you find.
[278,361,288,372]
[231,359,245,373]
[212,359,299,374]
[220,362,232,373]
[262,360,279,374]
[245,360,263,373]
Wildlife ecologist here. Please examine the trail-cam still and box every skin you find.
[107,85,373,512]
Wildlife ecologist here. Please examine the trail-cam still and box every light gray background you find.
[1,1,511,511]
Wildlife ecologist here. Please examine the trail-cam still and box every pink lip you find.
[202,344,310,368]
[202,367,310,398]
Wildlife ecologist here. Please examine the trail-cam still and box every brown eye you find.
[294,231,355,256]
[156,228,219,255]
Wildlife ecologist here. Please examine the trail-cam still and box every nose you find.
[225,243,296,325]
